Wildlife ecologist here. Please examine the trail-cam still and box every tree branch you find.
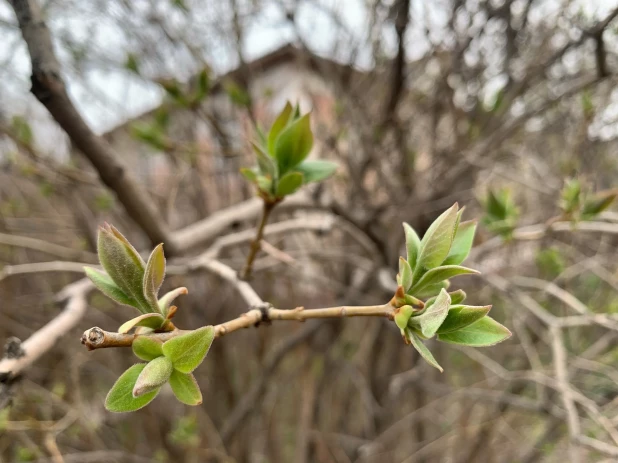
[240,200,276,279]
[0,279,92,381]
[0,232,97,262]
[80,302,394,350]
[8,0,173,251]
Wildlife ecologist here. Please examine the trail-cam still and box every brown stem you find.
[240,200,275,280]
[81,303,394,350]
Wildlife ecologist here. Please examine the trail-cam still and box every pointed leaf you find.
[275,114,313,175]
[105,364,160,412]
[162,326,215,373]
[295,160,338,184]
[582,190,617,218]
[411,265,479,294]
[132,336,164,361]
[133,356,173,397]
[251,142,276,177]
[276,171,304,197]
[256,175,273,194]
[411,288,451,338]
[416,204,459,274]
[437,316,512,346]
[97,225,149,313]
[158,287,188,317]
[408,330,443,372]
[443,221,477,266]
[415,281,451,299]
[268,102,294,155]
[398,257,413,292]
[84,267,139,308]
[485,190,507,218]
[108,224,146,269]
[403,223,421,269]
[437,305,491,334]
[169,370,203,405]
[448,289,467,305]
[119,314,165,334]
[240,167,259,184]
[143,244,166,311]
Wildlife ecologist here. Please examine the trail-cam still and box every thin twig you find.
[241,200,276,280]
[0,233,97,262]
[80,302,394,350]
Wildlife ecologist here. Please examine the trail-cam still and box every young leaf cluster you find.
[560,178,616,222]
[84,224,187,334]
[241,102,338,202]
[105,327,215,412]
[481,188,519,239]
[394,203,511,372]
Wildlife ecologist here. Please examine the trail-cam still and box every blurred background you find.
[1,0,618,462]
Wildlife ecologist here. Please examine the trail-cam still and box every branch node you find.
[3,337,25,360]
[254,302,273,327]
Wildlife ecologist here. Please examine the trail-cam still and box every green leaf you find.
[276,171,304,197]
[143,244,165,311]
[251,142,277,177]
[97,224,149,313]
[133,356,173,397]
[240,167,259,184]
[295,160,338,183]
[224,80,251,107]
[132,336,164,361]
[436,305,491,334]
[415,281,450,299]
[424,289,466,310]
[485,190,507,218]
[169,370,203,406]
[194,68,210,102]
[582,191,617,219]
[448,289,467,305]
[394,305,413,331]
[403,223,421,270]
[399,257,413,292]
[118,313,165,334]
[158,287,188,317]
[442,221,477,265]
[162,326,215,373]
[407,329,443,372]
[105,364,160,412]
[268,102,294,155]
[275,114,313,175]
[560,179,581,215]
[437,316,511,346]
[411,288,451,338]
[125,53,140,74]
[11,115,33,145]
[84,267,139,308]
[411,265,479,294]
[256,176,273,194]
[415,203,459,275]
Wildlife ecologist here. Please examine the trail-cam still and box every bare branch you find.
[0,261,93,283]
[80,301,393,350]
[0,279,92,381]
[0,232,97,262]
[8,0,173,251]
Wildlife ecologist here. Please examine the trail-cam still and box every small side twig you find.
[241,200,277,280]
